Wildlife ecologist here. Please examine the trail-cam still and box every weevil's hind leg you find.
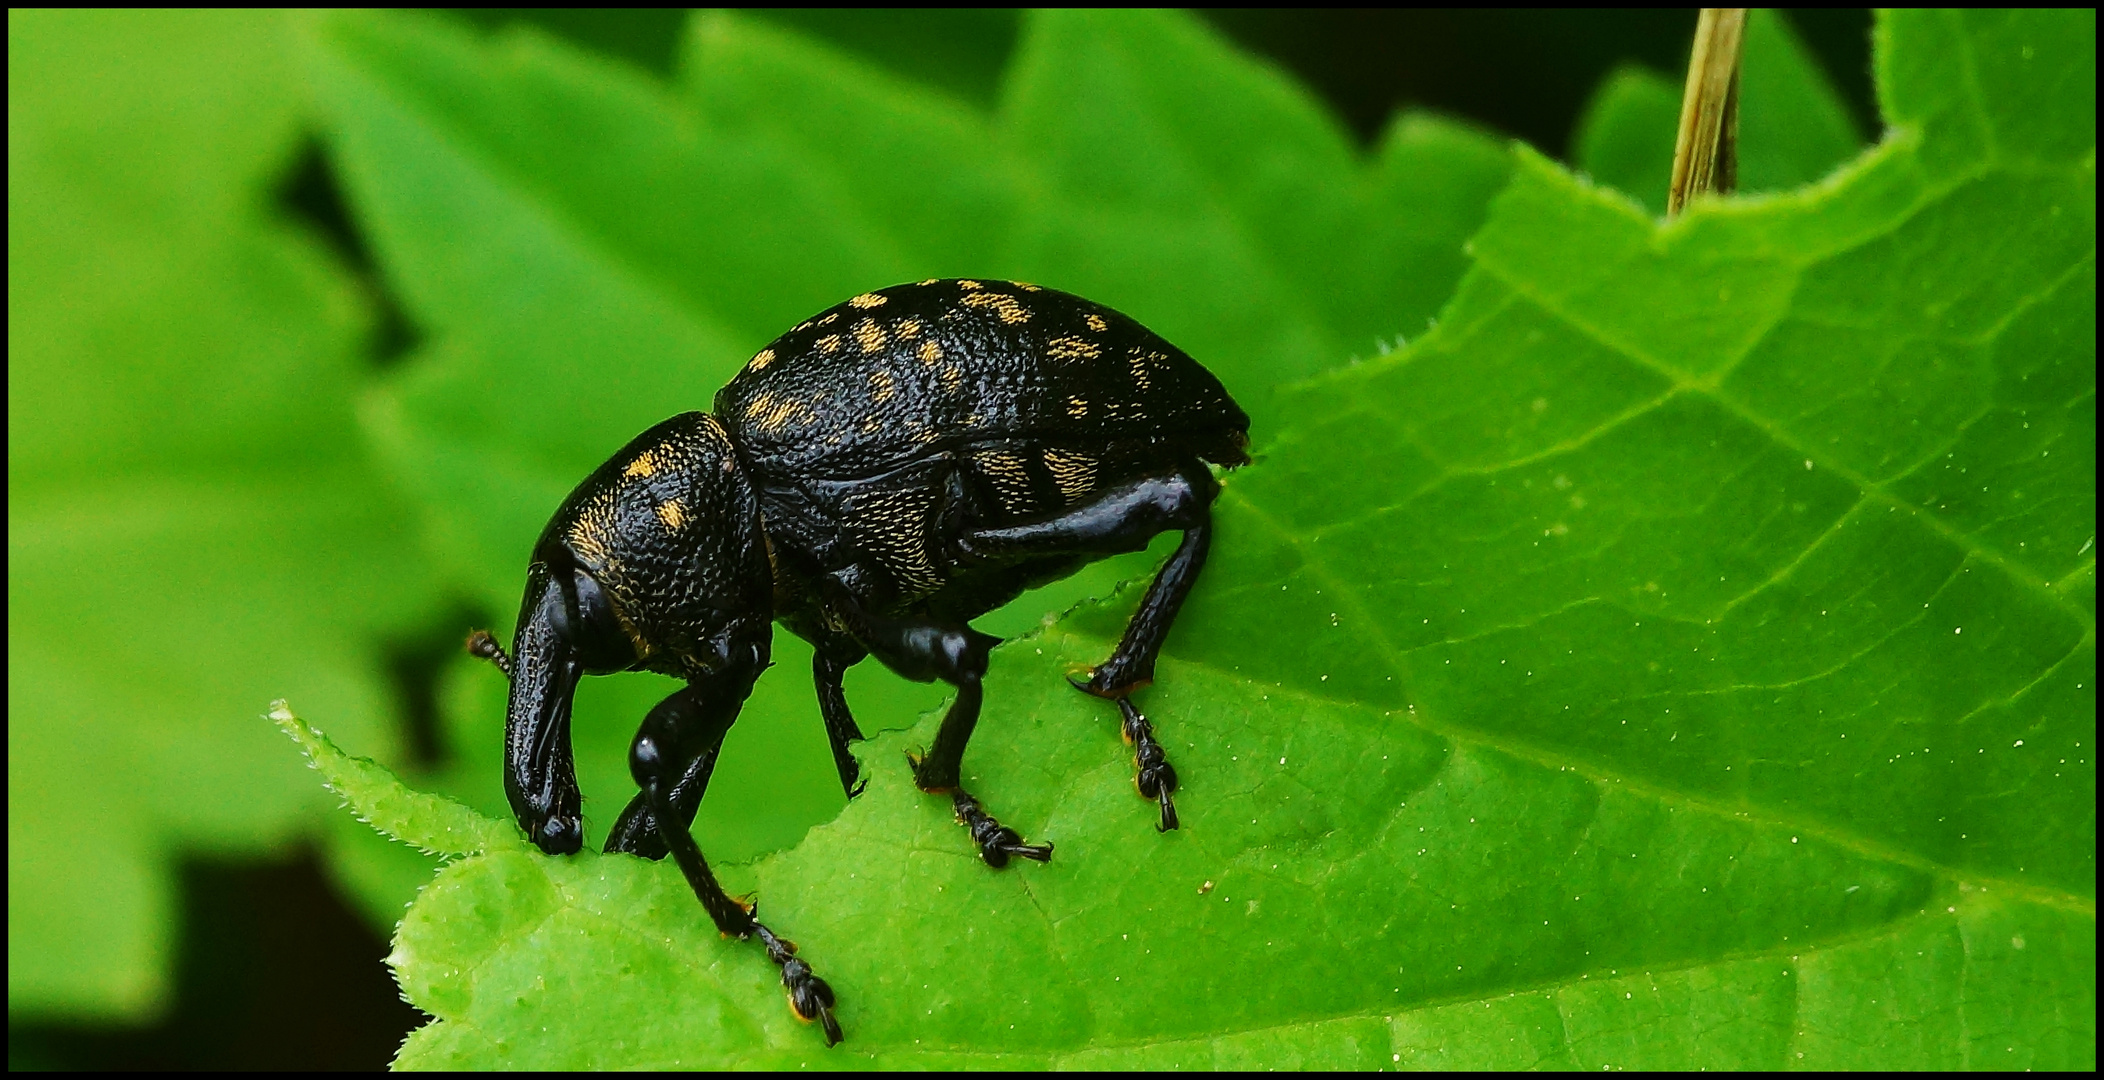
[824,586,1051,867]
[813,639,870,799]
[1074,520,1209,831]
[622,667,844,1045]
[963,461,1216,832]
[1078,517,1211,700]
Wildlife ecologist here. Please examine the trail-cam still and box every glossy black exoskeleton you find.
[471,279,1249,1045]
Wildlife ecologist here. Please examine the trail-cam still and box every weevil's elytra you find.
[475,279,1249,1047]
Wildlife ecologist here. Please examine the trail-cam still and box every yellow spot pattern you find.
[656,498,687,531]
[940,363,964,394]
[958,279,984,290]
[1043,448,1098,503]
[849,292,887,309]
[917,278,940,286]
[849,488,944,596]
[567,532,612,577]
[918,340,944,365]
[853,318,888,353]
[1130,350,1160,391]
[896,318,923,340]
[816,334,843,355]
[816,312,839,327]
[973,448,1035,512]
[1014,282,1042,291]
[1085,314,1109,332]
[624,450,659,478]
[1048,335,1100,362]
[1066,395,1089,419]
[747,348,775,372]
[961,292,1030,324]
[746,393,814,434]
[869,369,897,404]
[566,499,616,571]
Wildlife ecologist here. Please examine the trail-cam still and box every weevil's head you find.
[503,412,773,854]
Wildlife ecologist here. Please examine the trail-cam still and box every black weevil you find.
[467,279,1248,1044]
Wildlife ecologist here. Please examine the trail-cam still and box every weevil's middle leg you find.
[824,583,1053,868]
[813,640,869,799]
[950,789,1053,867]
[906,668,1055,867]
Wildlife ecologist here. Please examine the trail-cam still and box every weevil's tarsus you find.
[1115,697,1181,832]
[949,788,1054,867]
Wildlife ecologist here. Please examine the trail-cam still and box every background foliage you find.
[10,7,2092,1070]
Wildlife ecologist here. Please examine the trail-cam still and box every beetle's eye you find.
[566,568,638,671]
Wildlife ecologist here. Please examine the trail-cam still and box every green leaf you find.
[1570,66,1683,214]
[310,7,1513,927]
[307,7,2090,1068]
[273,702,515,858]
[1573,10,1866,215]
[7,10,441,1018]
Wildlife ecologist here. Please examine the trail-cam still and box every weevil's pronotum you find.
[470,279,1249,1043]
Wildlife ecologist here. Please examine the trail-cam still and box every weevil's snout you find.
[516,720,585,855]
[526,787,584,854]
[531,810,583,855]
[503,561,592,857]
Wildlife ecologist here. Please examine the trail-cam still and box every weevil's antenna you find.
[466,629,512,679]
[1668,8,1748,216]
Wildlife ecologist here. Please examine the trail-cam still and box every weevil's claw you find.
[1118,698,1180,832]
[757,924,843,1046]
[952,791,1052,867]
[782,957,842,1045]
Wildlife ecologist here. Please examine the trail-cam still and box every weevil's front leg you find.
[624,656,843,1046]
[601,680,730,861]
[822,584,1051,867]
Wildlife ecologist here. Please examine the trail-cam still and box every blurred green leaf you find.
[1571,66,1683,214]
[1574,9,1865,214]
[296,6,2092,1068]
[309,7,1514,925]
[7,10,441,1019]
